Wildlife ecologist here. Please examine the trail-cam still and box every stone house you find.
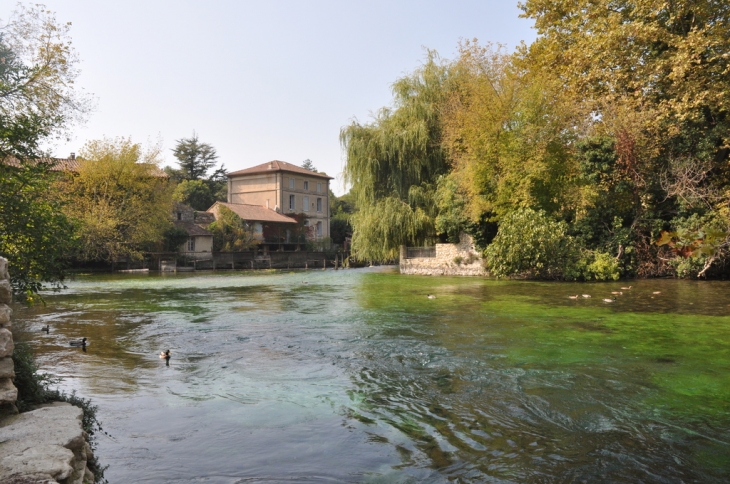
[172,203,214,258]
[399,233,487,276]
[225,160,333,240]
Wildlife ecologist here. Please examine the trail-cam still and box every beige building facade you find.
[226,160,333,240]
[172,203,214,259]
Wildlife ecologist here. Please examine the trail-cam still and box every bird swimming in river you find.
[427,294,436,299]
[582,294,592,298]
[652,291,661,294]
[621,285,633,290]
[611,291,623,295]
[159,349,171,359]
[40,325,49,333]
[568,295,579,299]
[603,297,616,303]
[69,337,87,347]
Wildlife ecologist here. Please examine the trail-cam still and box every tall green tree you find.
[341,52,454,260]
[301,159,317,172]
[61,137,174,263]
[520,0,730,275]
[171,132,227,208]
[172,132,222,180]
[442,41,578,222]
[0,4,90,299]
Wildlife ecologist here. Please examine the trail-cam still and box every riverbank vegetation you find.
[58,137,175,264]
[0,4,90,300]
[0,4,230,295]
[342,1,730,279]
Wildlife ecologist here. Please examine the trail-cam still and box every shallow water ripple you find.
[11,269,730,482]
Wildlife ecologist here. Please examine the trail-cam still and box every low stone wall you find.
[157,250,341,271]
[0,257,95,483]
[400,234,488,276]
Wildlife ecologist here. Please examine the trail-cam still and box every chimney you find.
[69,152,76,160]
[268,162,273,169]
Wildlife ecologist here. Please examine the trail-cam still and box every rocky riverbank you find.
[0,257,96,483]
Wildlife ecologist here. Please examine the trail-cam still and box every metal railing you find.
[405,247,436,259]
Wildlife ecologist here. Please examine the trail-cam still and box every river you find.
[11,267,730,482]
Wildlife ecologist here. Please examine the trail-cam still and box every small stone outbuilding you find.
[173,203,214,258]
[400,234,487,276]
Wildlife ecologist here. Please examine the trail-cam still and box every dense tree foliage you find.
[341,52,453,260]
[172,132,221,180]
[161,225,190,253]
[0,5,90,299]
[301,159,317,172]
[0,161,76,300]
[60,138,174,263]
[329,190,356,245]
[208,205,255,251]
[169,132,227,209]
[172,179,216,211]
[443,41,578,221]
[0,4,93,155]
[342,2,730,278]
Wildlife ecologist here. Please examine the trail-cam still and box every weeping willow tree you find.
[341,52,455,261]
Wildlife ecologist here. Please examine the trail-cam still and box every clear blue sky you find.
[19,1,537,194]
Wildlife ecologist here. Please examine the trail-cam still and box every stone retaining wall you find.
[399,234,488,276]
[0,257,95,483]
[0,257,17,416]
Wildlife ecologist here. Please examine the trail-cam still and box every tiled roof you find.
[227,160,334,180]
[194,212,216,225]
[50,157,83,172]
[2,156,168,178]
[210,202,298,224]
[3,156,80,171]
[174,221,212,237]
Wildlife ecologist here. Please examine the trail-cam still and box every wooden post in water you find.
[323,258,326,270]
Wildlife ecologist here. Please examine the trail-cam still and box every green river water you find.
[11,267,730,483]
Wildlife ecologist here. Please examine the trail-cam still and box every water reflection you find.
[11,269,730,482]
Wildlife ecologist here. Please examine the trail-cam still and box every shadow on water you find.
[10,269,730,482]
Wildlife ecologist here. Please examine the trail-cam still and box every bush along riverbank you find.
[0,257,106,483]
